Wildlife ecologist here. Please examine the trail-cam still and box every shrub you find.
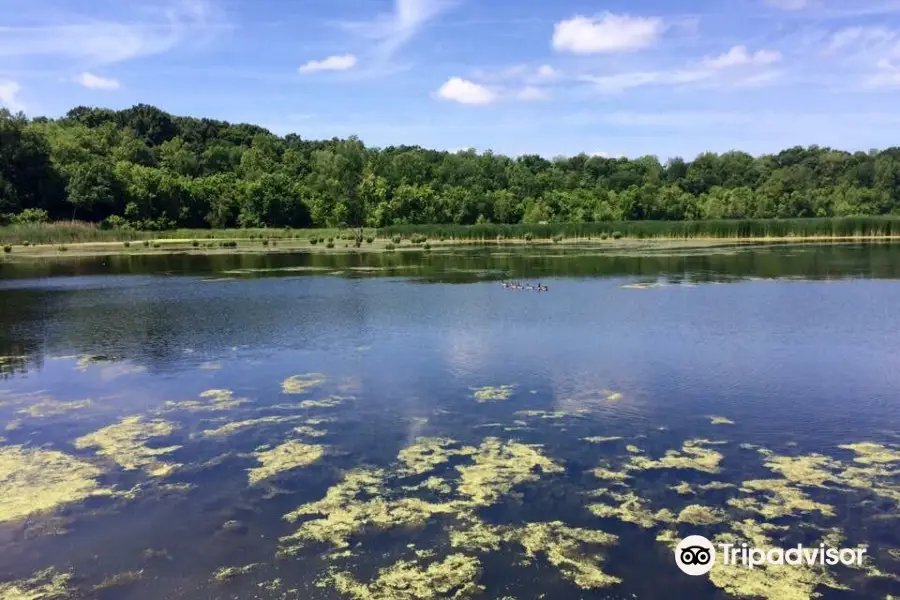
[552,234,563,243]
[58,245,68,252]
[2,245,11,253]
[423,242,431,250]
[600,233,609,240]
[272,241,278,247]
[152,242,161,248]
[310,237,319,245]
[11,208,49,225]
[123,241,131,248]
[191,240,199,247]
[249,233,256,240]
[100,215,131,230]
[262,239,269,246]
[142,240,150,247]
[319,237,325,243]
[612,231,623,239]
[524,232,533,242]
[327,237,334,243]
[411,234,427,244]
[366,237,374,244]
[385,242,396,251]
[22,241,30,247]
[391,236,401,244]
[326,241,335,249]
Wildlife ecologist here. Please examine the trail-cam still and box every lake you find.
[1,242,900,600]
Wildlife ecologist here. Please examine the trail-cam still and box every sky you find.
[1,0,900,159]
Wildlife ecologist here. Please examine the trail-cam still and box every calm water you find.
[1,243,900,599]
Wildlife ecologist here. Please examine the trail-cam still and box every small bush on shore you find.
[385,242,395,251]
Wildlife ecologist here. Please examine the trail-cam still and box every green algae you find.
[18,398,92,418]
[92,570,144,592]
[0,568,72,600]
[625,444,642,454]
[592,465,631,483]
[514,410,570,420]
[583,436,624,444]
[472,385,515,402]
[212,563,261,582]
[293,425,328,438]
[709,415,735,425]
[625,439,724,474]
[299,396,348,409]
[671,481,694,495]
[282,373,327,394]
[729,479,836,518]
[200,415,305,438]
[589,490,676,529]
[448,515,506,553]
[676,504,727,525]
[75,416,182,477]
[325,554,483,600]
[455,438,564,506]
[838,442,900,465]
[515,522,620,589]
[396,437,475,477]
[164,389,248,413]
[0,445,106,523]
[247,439,324,485]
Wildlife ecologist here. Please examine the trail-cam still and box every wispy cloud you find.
[764,0,816,10]
[73,72,120,90]
[552,13,665,54]
[0,0,224,69]
[0,80,23,112]
[298,54,358,74]
[579,69,712,93]
[868,59,900,86]
[703,46,782,69]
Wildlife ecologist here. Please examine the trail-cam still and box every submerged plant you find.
[75,416,182,477]
[282,373,327,394]
[471,385,515,403]
[0,445,107,523]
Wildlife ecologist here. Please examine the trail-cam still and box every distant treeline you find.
[3,104,900,231]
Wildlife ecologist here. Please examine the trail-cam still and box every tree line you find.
[2,104,900,230]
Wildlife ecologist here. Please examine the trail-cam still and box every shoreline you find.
[2,235,899,261]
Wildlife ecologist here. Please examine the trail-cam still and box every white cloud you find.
[552,13,665,54]
[0,80,23,112]
[342,0,454,63]
[514,86,550,101]
[298,54,358,74]
[536,65,559,79]
[868,59,900,86]
[437,77,497,105]
[764,0,814,9]
[703,46,782,69]
[74,72,120,90]
[580,69,712,93]
[827,26,898,54]
[0,0,222,67]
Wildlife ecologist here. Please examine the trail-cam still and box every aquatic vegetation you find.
[676,504,727,525]
[455,438,564,506]
[514,410,570,420]
[293,425,328,438]
[397,437,475,477]
[92,570,144,592]
[165,389,248,412]
[709,416,735,425]
[515,522,620,589]
[592,465,631,483]
[300,396,348,409]
[0,445,106,523]
[589,490,676,529]
[625,439,724,474]
[75,416,182,477]
[583,436,624,444]
[671,481,694,495]
[621,281,666,290]
[247,439,324,485]
[730,479,835,518]
[142,548,173,561]
[0,568,72,600]
[212,563,261,582]
[325,554,483,600]
[199,361,221,370]
[404,476,453,495]
[698,481,736,491]
[606,391,623,401]
[282,373,327,394]
[448,515,506,552]
[17,398,92,418]
[838,442,900,465]
[471,385,514,402]
[625,445,642,454]
[200,415,304,438]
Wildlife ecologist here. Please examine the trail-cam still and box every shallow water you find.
[1,243,900,599]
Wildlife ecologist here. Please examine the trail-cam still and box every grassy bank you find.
[3,217,900,252]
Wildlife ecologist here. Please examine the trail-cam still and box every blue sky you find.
[2,0,900,159]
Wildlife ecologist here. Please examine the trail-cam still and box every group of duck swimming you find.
[500,281,549,292]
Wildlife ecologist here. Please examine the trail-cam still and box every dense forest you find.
[2,104,900,231]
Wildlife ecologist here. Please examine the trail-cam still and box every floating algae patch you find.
[676,504,727,525]
[200,415,306,438]
[0,568,72,600]
[592,465,631,483]
[709,416,735,425]
[514,410,571,421]
[299,396,348,409]
[671,481,694,495]
[403,477,453,495]
[588,490,676,529]
[293,425,328,438]
[605,391,623,402]
[18,398,93,418]
[0,445,107,523]
[515,522,620,589]
[455,438,564,506]
[75,416,182,477]
[584,436,624,444]
[323,553,483,600]
[212,563,261,582]
[164,389,248,413]
[729,479,835,519]
[839,442,900,465]
[282,374,327,395]
[625,445,642,454]
[448,514,507,553]
[707,520,845,600]
[92,569,144,592]
[247,439,324,485]
[397,438,475,477]
[625,439,724,474]
[472,385,515,403]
